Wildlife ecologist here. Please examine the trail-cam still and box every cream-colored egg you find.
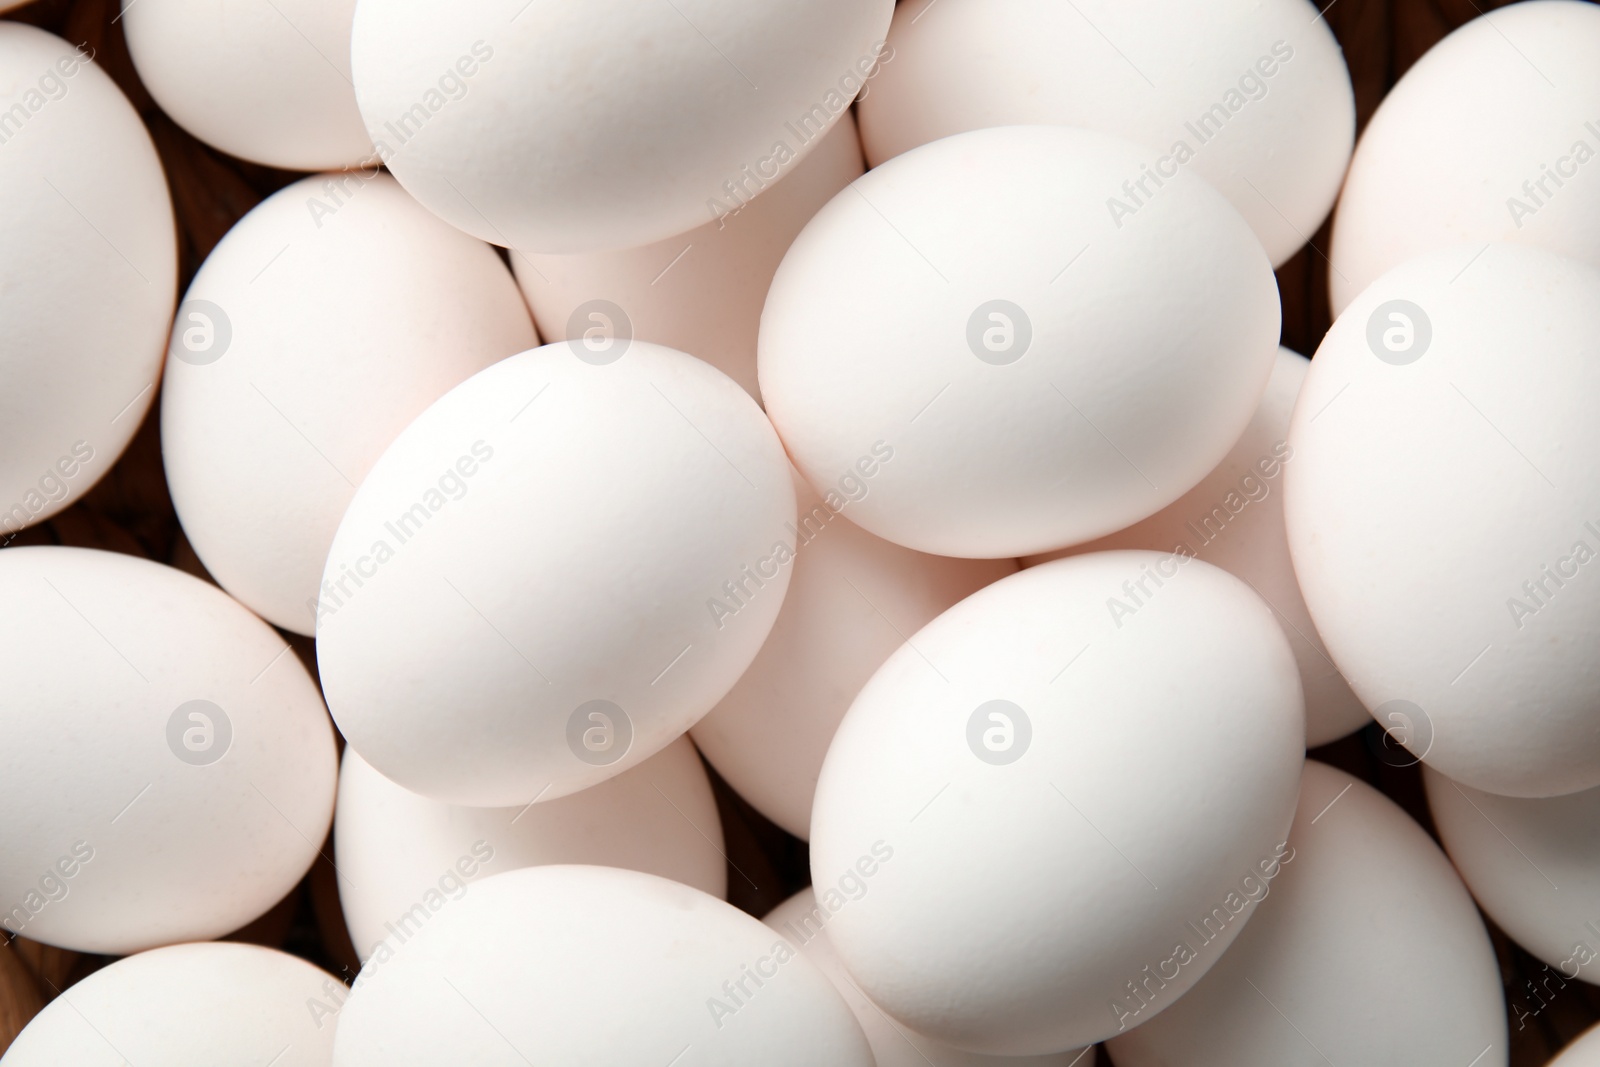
[1286,244,1600,797]
[809,551,1305,1055]
[1105,761,1506,1066]
[317,342,795,807]
[350,0,893,253]
[121,0,373,170]
[0,943,342,1066]
[330,866,874,1065]
[0,547,337,954]
[760,125,1280,559]
[859,0,1353,268]
[161,172,535,635]
[692,472,1014,839]
[1330,0,1600,314]
[513,114,864,402]
[335,737,727,961]
[0,25,175,539]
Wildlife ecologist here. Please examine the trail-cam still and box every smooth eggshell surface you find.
[514,113,865,402]
[692,472,1015,839]
[1554,1025,1600,1067]
[759,124,1281,559]
[1329,0,1600,314]
[0,943,341,1066]
[350,0,894,253]
[0,548,337,954]
[1105,761,1506,1067]
[121,0,373,170]
[764,889,1088,1067]
[1285,243,1600,797]
[809,551,1305,1055]
[1027,349,1367,747]
[1425,764,1600,981]
[859,0,1354,268]
[330,866,874,1066]
[0,25,175,538]
[317,342,795,808]
[161,172,536,635]
[335,737,727,961]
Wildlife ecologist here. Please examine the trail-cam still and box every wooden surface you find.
[2,0,1596,1062]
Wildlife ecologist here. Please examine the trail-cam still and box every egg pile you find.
[2,0,1599,1064]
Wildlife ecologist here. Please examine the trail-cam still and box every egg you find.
[349,0,894,253]
[1424,765,1600,984]
[0,547,337,954]
[764,889,1088,1067]
[1105,761,1506,1067]
[692,472,1014,839]
[330,865,874,1065]
[758,124,1280,559]
[1285,243,1600,797]
[121,0,373,170]
[1330,0,1600,313]
[0,942,341,1065]
[161,172,535,636]
[0,25,175,539]
[334,736,727,961]
[1554,1025,1600,1066]
[1027,349,1367,747]
[317,341,795,807]
[858,0,1354,268]
[809,550,1305,1055]
[513,113,864,402]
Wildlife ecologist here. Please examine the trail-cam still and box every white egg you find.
[121,0,373,170]
[764,889,1088,1067]
[317,341,795,808]
[0,548,337,954]
[858,0,1353,268]
[513,113,864,402]
[809,551,1305,1055]
[692,472,1014,839]
[0,942,342,1066]
[349,0,894,253]
[1105,761,1506,1067]
[759,124,1280,559]
[1554,1025,1600,1066]
[330,866,874,1066]
[1027,349,1367,747]
[161,172,535,635]
[1330,0,1600,313]
[1424,765,1600,984]
[334,737,727,961]
[0,25,174,539]
[1285,243,1600,797]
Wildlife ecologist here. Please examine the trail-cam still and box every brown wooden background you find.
[2,0,1596,1062]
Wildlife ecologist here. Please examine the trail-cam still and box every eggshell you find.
[512,113,864,402]
[1105,761,1506,1066]
[334,737,727,961]
[1554,1025,1600,1066]
[692,472,1015,839]
[809,550,1305,1054]
[1285,243,1600,797]
[0,547,337,954]
[161,172,536,635]
[764,889,1088,1067]
[0,25,175,538]
[317,341,795,807]
[330,865,874,1066]
[0,942,341,1066]
[859,0,1353,268]
[1027,349,1366,747]
[1329,0,1600,313]
[121,0,373,170]
[1424,764,1600,982]
[759,124,1280,559]
[349,0,893,253]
